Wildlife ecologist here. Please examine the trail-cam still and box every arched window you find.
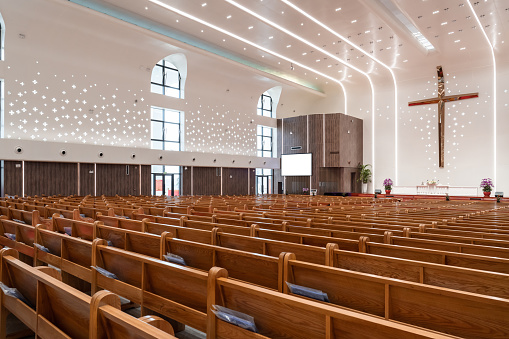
[257,92,272,117]
[151,53,187,99]
[257,86,282,118]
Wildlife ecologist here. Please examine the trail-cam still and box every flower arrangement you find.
[480,178,494,192]
[383,178,393,191]
[427,179,438,185]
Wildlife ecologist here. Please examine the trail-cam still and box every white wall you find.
[0,0,323,167]
[1,0,508,194]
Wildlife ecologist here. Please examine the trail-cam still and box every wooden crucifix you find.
[408,66,478,168]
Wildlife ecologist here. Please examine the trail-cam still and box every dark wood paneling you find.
[340,167,361,193]
[182,166,192,196]
[192,167,221,196]
[96,164,139,196]
[282,116,307,155]
[141,165,151,196]
[324,114,341,167]
[285,176,310,195]
[319,168,341,194]
[340,115,363,167]
[249,168,256,195]
[79,163,95,196]
[4,161,23,197]
[222,168,249,196]
[24,162,78,197]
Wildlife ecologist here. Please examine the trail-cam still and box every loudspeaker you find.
[374,189,382,194]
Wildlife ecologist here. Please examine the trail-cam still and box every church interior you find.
[0,0,508,338]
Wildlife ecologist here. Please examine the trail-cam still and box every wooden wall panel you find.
[248,168,256,195]
[182,166,192,196]
[141,165,151,196]
[4,161,23,197]
[340,115,363,167]
[222,168,249,196]
[308,114,324,193]
[282,116,307,155]
[324,114,341,167]
[340,167,361,193]
[79,163,95,196]
[96,164,139,196]
[24,162,78,197]
[318,168,341,195]
[285,176,310,195]
[192,167,221,196]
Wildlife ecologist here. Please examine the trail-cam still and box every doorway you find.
[152,172,180,196]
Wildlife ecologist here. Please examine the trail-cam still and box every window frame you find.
[151,59,181,98]
[257,125,273,158]
[257,93,273,118]
[150,107,182,151]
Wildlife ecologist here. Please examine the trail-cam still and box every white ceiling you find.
[74,0,509,91]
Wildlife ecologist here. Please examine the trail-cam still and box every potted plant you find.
[358,164,372,194]
[480,178,493,197]
[383,178,393,195]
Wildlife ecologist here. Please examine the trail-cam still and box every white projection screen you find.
[281,153,312,176]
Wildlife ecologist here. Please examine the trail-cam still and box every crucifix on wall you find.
[408,66,478,168]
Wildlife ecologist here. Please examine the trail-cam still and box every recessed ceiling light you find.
[223,39,226,42]
[403,60,408,62]
[227,15,232,19]
[441,22,447,25]
[145,6,148,10]
[460,47,466,50]
[302,52,307,55]
[176,19,179,22]
[335,7,341,11]
[348,75,352,78]
[433,10,439,14]
[248,26,253,29]
[328,65,332,67]
[243,47,247,50]
[454,39,460,42]
[286,45,291,48]
[365,30,370,33]
[448,31,454,34]
[281,11,284,14]
[316,59,320,62]
[351,20,357,23]
[269,36,273,39]
[202,3,207,7]
[201,29,204,32]
[300,23,304,26]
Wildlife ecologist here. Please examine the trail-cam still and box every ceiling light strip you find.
[282,0,397,187]
[149,0,343,87]
[465,0,496,189]
[226,0,367,76]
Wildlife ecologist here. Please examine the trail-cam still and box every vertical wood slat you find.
[79,163,95,196]
[4,160,23,196]
[96,164,140,196]
[24,161,78,196]
[140,165,151,196]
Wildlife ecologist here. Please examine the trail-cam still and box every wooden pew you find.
[282,254,509,338]
[90,240,209,332]
[161,232,285,291]
[207,267,453,339]
[327,248,509,299]
[0,248,176,339]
